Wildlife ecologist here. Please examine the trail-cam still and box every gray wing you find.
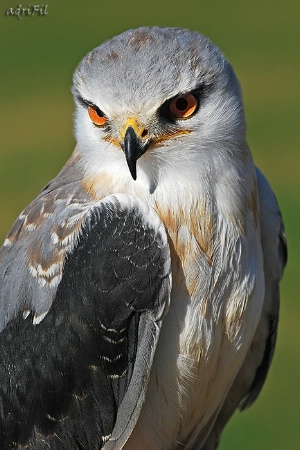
[0,193,171,449]
[239,168,287,408]
[201,168,287,450]
[0,152,89,330]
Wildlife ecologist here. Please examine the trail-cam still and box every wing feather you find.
[0,194,171,449]
[239,168,287,408]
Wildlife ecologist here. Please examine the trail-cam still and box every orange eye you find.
[169,93,198,119]
[88,105,108,126]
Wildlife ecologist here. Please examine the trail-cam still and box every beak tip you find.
[129,165,137,181]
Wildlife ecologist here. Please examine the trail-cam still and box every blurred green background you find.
[0,0,299,448]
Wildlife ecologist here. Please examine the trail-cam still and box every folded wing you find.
[0,194,171,449]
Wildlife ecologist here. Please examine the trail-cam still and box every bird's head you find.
[72,27,247,191]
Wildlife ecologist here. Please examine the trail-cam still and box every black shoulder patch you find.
[0,195,171,449]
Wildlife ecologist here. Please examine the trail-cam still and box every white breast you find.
[123,190,264,450]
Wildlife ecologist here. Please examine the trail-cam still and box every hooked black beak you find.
[122,127,150,180]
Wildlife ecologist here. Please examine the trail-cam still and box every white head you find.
[72,27,249,196]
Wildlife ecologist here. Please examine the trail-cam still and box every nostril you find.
[141,128,149,138]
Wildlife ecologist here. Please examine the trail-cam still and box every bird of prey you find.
[0,27,286,450]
